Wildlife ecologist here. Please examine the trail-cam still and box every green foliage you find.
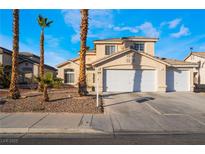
[0,65,11,88]
[52,77,63,88]
[37,15,53,29]
[34,76,41,83]
[34,72,63,88]
[45,72,53,81]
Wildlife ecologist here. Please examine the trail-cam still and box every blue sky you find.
[1,9,205,67]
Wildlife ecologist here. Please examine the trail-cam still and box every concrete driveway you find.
[103,92,205,134]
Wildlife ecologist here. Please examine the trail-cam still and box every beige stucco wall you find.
[94,51,166,93]
[95,41,155,61]
[185,55,205,84]
[57,50,195,93]
[86,54,97,64]
[95,43,124,59]
[57,59,95,91]
[86,69,95,90]
[57,60,79,86]
[124,41,155,56]
[145,42,155,56]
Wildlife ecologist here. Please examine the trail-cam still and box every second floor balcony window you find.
[105,45,115,55]
[133,43,144,52]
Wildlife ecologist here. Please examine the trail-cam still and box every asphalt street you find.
[1,133,205,145]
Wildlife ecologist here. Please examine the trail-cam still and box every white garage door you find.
[166,70,190,92]
[104,69,157,92]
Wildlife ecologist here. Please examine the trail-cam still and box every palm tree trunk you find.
[78,9,89,96]
[38,29,44,91]
[9,9,20,99]
[43,84,49,102]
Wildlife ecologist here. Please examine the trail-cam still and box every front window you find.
[105,45,115,55]
[133,43,144,52]
[64,69,74,84]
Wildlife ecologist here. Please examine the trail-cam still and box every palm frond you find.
[46,20,53,27]
[44,18,48,23]
[37,15,53,28]
[37,15,44,27]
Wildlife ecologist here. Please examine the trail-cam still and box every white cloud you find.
[138,22,159,37]
[169,18,182,28]
[109,25,139,33]
[171,25,190,38]
[45,34,62,48]
[61,9,114,43]
[110,22,159,37]
[160,18,182,29]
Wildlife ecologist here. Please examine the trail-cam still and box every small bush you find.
[52,77,63,88]
[0,65,11,88]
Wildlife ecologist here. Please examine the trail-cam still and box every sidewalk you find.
[0,113,113,134]
[1,111,205,135]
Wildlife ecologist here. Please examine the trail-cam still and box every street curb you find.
[113,131,205,135]
[0,128,109,134]
[1,128,205,135]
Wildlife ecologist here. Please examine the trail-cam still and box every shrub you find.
[52,77,63,88]
[0,64,11,88]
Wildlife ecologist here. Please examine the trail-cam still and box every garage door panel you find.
[166,70,190,92]
[104,69,156,92]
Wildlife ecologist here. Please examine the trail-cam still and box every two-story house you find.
[184,52,205,89]
[0,47,57,84]
[57,37,198,93]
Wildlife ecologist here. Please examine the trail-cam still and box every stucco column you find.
[157,68,166,92]
[190,68,195,91]
[95,67,103,94]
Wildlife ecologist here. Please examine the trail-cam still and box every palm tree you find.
[35,76,52,102]
[78,9,89,96]
[37,15,53,91]
[9,9,20,99]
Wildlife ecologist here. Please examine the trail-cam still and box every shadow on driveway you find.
[103,97,155,107]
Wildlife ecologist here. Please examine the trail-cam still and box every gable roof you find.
[155,57,198,67]
[91,48,198,67]
[184,52,205,60]
[91,48,170,66]
[192,52,205,58]
[56,57,80,68]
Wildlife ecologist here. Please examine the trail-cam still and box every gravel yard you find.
[0,87,103,113]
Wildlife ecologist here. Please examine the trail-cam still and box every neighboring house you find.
[57,37,198,93]
[0,47,57,84]
[184,52,205,88]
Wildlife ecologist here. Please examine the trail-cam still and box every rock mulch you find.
[0,88,103,113]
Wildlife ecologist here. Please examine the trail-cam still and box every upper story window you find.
[132,43,144,52]
[105,45,115,55]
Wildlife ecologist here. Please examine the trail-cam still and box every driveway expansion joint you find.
[0,113,12,120]
[145,103,162,115]
[28,113,49,129]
